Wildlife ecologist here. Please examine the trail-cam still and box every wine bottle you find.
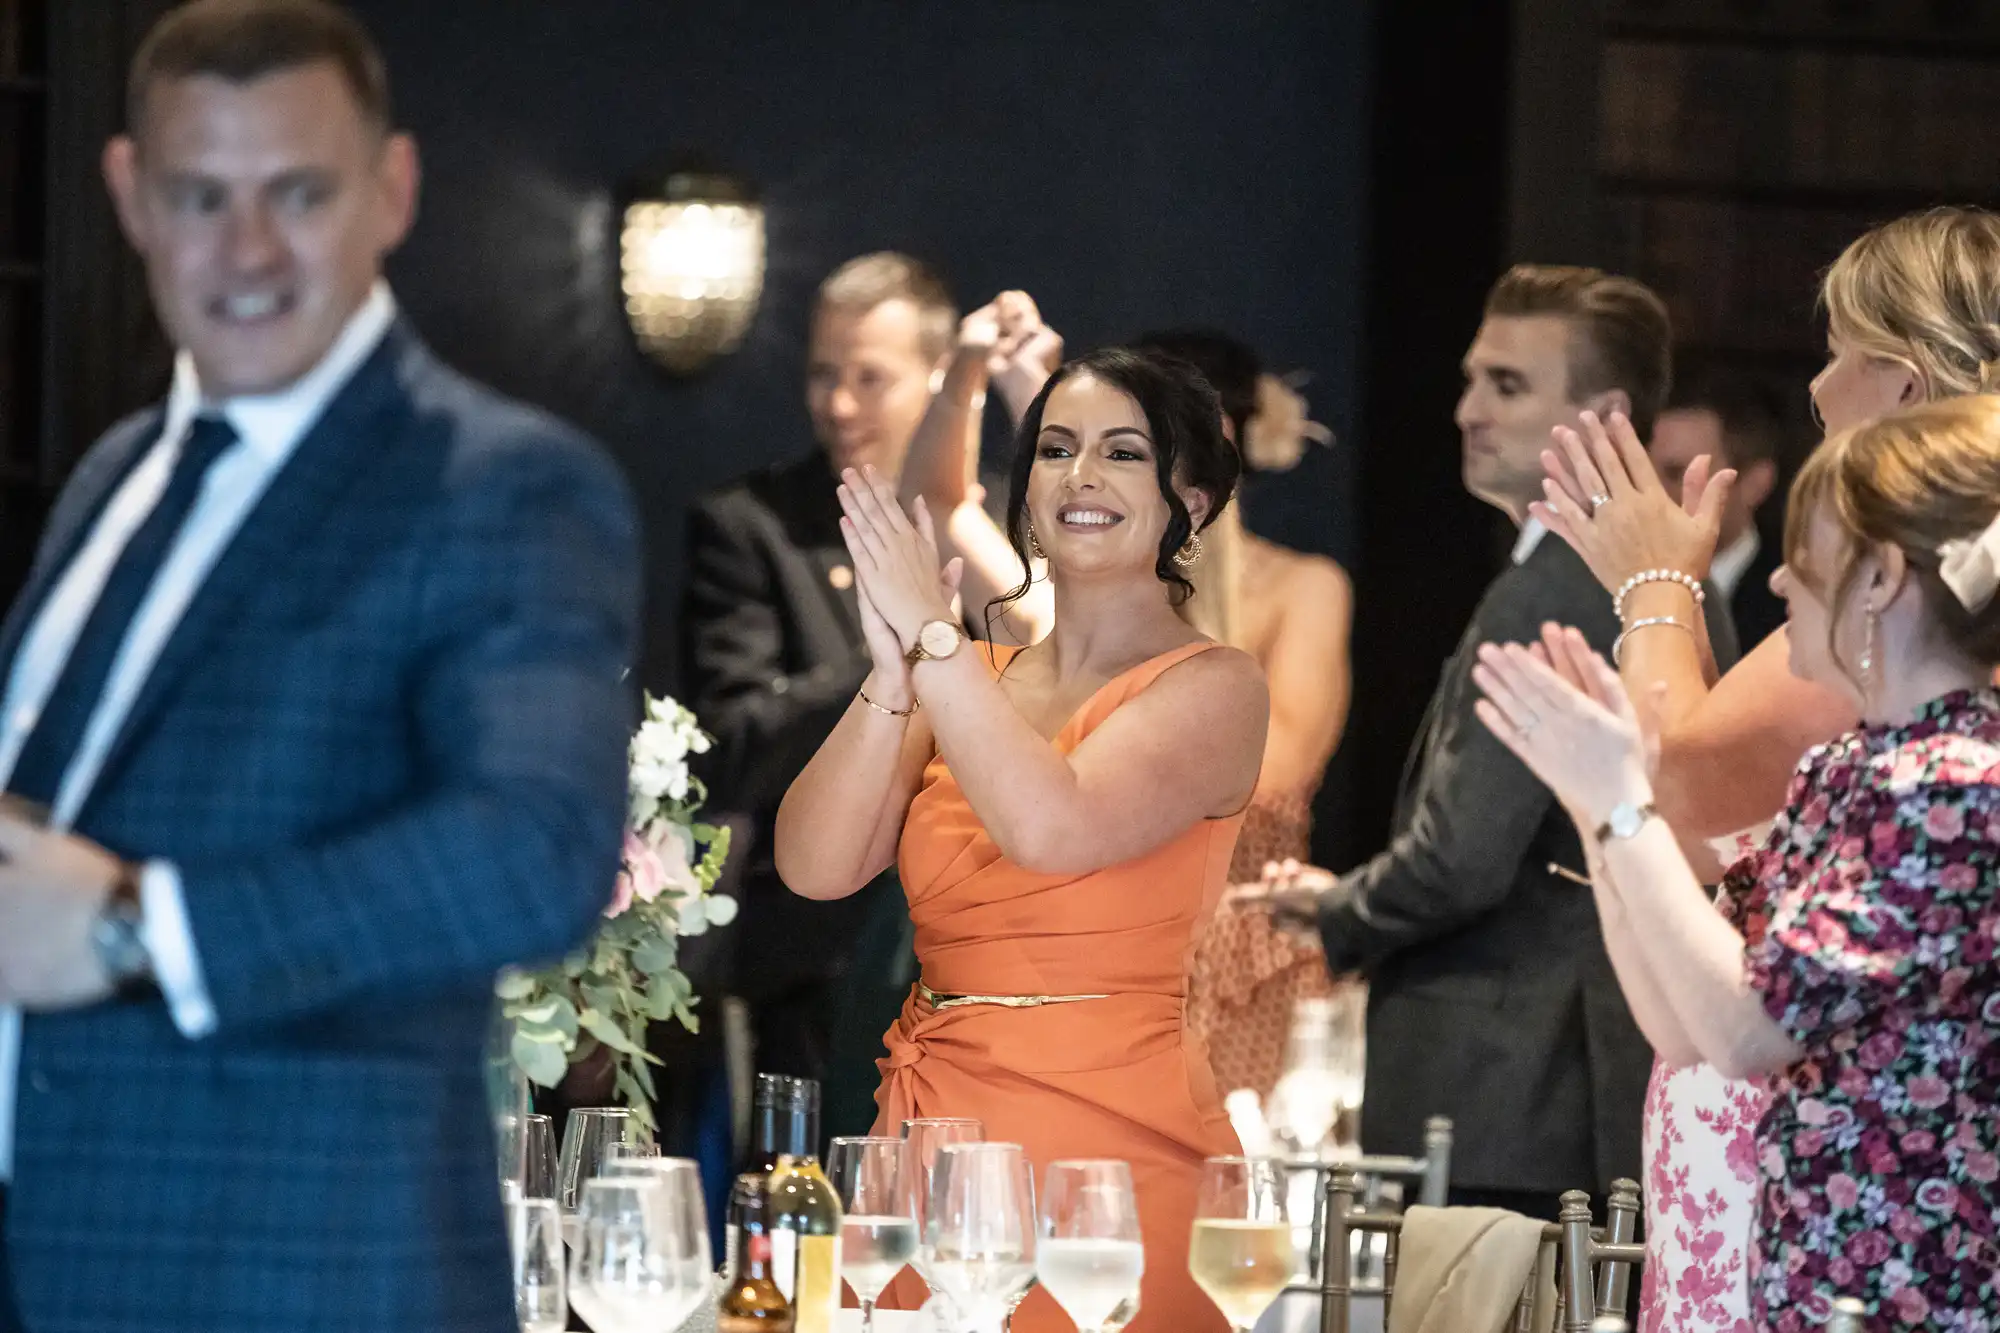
[718,1172,793,1331]
[762,1076,844,1333]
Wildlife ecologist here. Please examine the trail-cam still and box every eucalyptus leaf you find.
[631,937,678,976]
[494,970,536,1001]
[511,1030,569,1088]
[514,999,560,1025]
[578,1009,649,1059]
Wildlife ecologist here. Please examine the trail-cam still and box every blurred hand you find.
[1227,858,1336,942]
[0,816,126,1009]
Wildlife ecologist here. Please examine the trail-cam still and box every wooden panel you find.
[1599,193,1889,352]
[1607,0,2000,55]
[1602,39,2000,197]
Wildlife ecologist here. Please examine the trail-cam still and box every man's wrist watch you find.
[1594,800,1659,844]
[905,618,965,667]
[91,860,153,988]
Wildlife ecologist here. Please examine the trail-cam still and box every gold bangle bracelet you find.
[859,687,917,718]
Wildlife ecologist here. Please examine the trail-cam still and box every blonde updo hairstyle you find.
[1820,206,2000,401]
[1784,395,2000,684]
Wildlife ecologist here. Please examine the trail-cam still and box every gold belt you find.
[918,980,1111,1011]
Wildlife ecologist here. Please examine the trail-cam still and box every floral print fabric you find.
[1716,688,2000,1330]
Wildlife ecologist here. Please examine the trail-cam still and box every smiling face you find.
[104,60,417,398]
[1026,372,1209,581]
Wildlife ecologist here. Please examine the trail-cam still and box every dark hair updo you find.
[996,347,1240,612]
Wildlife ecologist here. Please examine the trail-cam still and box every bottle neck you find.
[753,1100,818,1165]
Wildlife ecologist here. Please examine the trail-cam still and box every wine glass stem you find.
[859,1297,876,1333]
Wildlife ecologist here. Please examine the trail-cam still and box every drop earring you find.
[1175,531,1204,569]
[1859,607,1879,696]
[1027,524,1046,560]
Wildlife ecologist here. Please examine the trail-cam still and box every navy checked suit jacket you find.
[0,324,641,1333]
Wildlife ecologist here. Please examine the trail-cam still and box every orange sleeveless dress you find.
[872,642,1244,1333]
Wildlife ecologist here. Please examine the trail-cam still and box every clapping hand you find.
[988,291,1064,422]
[838,465,962,654]
[1470,627,1656,831]
[0,811,127,1009]
[1531,409,1735,593]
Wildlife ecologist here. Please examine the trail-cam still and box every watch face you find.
[1610,804,1646,839]
[919,620,961,658]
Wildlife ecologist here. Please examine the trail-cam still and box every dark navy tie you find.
[5,414,240,807]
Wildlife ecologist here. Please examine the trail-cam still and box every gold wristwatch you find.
[904,618,965,667]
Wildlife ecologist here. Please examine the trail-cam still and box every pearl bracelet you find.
[1612,568,1705,622]
[1612,615,1694,667]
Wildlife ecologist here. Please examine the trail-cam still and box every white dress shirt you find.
[1510,516,1549,565]
[0,284,397,1178]
[1709,528,1762,602]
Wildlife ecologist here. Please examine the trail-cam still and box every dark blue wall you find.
[348,0,1370,694]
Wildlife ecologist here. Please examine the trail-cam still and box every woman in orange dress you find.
[776,348,1269,1333]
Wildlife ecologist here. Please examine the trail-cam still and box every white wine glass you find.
[507,1196,566,1333]
[1189,1156,1293,1332]
[927,1142,1037,1333]
[830,1135,918,1332]
[1037,1160,1143,1332]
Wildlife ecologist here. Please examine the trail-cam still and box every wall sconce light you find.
[620,170,766,375]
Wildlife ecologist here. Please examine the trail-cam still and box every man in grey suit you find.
[1274,265,1737,1220]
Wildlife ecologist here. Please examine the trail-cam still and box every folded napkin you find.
[1387,1204,1556,1333]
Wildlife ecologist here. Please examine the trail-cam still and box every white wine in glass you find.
[1037,1159,1144,1332]
[829,1135,919,1332]
[1189,1156,1293,1332]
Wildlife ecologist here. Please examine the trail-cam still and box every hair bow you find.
[1937,512,2000,612]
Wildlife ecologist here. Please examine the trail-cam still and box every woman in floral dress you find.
[1473,395,2000,1328]
[1534,205,2000,1333]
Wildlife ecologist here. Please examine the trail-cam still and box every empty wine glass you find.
[567,1172,711,1333]
[1037,1160,1144,1332]
[927,1142,1037,1333]
[507,1196,566,1333]
[829,1135,917,1332]
[557,1108,640,1245]
[500,1112,559,1203]
[1188,1156,1293,1332]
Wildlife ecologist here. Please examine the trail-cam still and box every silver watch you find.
[92,870,152,986]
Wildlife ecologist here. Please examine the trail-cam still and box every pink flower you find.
[1846,1228,1892,1267]
[610,828,666,917]
[1892,1287,1930,1324]
[1907,1074,1952,1110]
[1942,862,1978,892]
[1825,1173,1861,1211]
[1900,1129,1937,1155]
[1916,1178,1959,1213]
[1794,1128,1826,1158]
[1965,1150,2000,1184]
[1827,1256,1857,1290]
[1925,801,1966,842]
[1859,1031,1903,1071]
[1891,1209,1928,1246]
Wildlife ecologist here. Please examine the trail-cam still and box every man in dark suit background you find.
[1271,266,1737,1220]
[0,4,639,1329]
[682,254,955,1129]
[1651,364,1789,651]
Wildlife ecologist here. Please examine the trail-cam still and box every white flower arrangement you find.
[495,694,735,1133]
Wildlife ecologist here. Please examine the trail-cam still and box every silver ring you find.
[1589,493,1611,511]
